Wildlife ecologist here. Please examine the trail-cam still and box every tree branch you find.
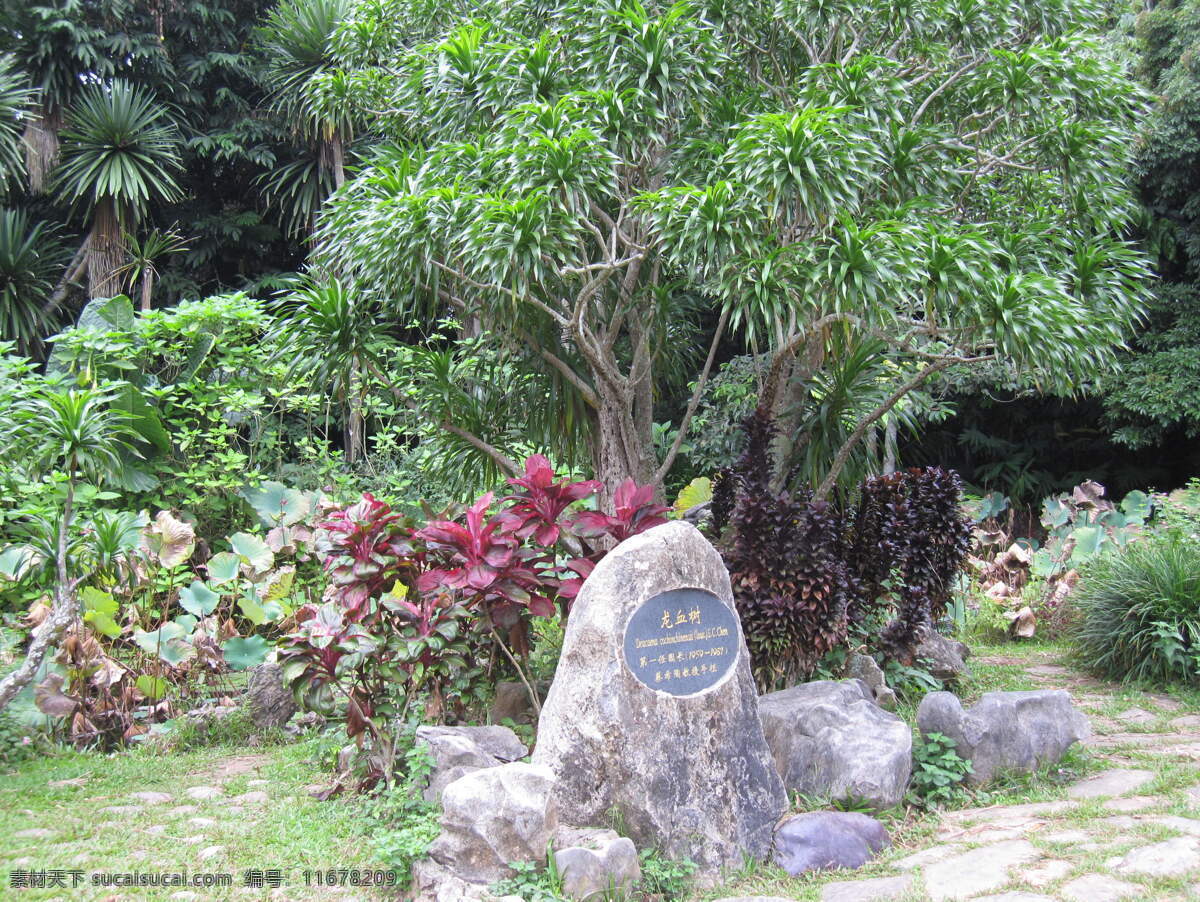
[814,359,953,500]
[653,306,730,484]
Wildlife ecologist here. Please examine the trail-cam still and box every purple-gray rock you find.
[917,689,1090,786]
[532,521,787,873]
[759,680,912,810]
[772,811,890,876]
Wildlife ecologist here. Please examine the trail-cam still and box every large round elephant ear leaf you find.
[133,623,196,666]
[239,481,311,528]
[221,635,271,670]
[206,551,240,584]
[143,510,196,569]
[230,532,275,574]
[179,580,220,617]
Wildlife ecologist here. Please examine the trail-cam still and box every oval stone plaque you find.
[622,587,739,697]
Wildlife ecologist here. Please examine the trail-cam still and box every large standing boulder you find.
[772,812,891,876]
[917,690,1090,785]
[415,725,528,801]
[758,680,912,810]
[532,521,787,873]
[427,762,558,883]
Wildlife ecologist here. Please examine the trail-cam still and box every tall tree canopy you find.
[300,0,1152,497]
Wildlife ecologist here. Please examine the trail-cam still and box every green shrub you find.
[1071,531,1200,684]
[361,743,441,890]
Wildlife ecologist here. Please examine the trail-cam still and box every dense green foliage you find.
[1072,530,1200,684]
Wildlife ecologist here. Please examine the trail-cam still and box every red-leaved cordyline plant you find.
[279,456,671,791]
[315,493,417,620]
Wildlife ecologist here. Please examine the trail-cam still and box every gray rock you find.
[243,663,296,729]
[416,725,528,802]
[489,681,536,725]
[552,827,640,901]
[532,521,786,873]
[428,762,558,884]
[759,680,912,810]
[772,811,889,876]
[844,654,897,710]
[916,627,971,681]
[917,689,1090,785]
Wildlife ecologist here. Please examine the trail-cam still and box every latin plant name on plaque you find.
[622,587,739,697]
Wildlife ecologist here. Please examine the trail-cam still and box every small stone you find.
[1169,713,1200,729]
[246,779,269,787]
[1113,836,1200,877]
[188,817,217,828]
[820,874,913,902]
[844,653,898,711]
[243,662,296,729]
[1067,769,1155,799]
[772,811,889,876]
[1060,873,1141,902]
[916,627,972,681]
[48,776,88,788]
[167,805,198,816]
[920,840,1040,901]
[197,845,225,861]
[1103,796,1156,812]
[552,828,640,900]
[185,786,223,800]
[130,791,173,805]
[99,805,140,816]
[970,895,1055,902]
[232,791,268,804]
[145,825,168,835]
[1023,859,1072,886]
[180,835,205,845]
[489,681,537,725]
[13,828,53,839]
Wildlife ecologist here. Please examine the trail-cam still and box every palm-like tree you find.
[0,387,136,713]
[54,81,183,298]
[0,209,69,358]
[0,56,32,192]
[257,0,354,235]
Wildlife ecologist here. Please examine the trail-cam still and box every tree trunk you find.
[323,134,345,190]
[883,418,898,474]
[140,269,155,312]
[22,107,61,194]
[590,383,654,510]
[88,199,126,299]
